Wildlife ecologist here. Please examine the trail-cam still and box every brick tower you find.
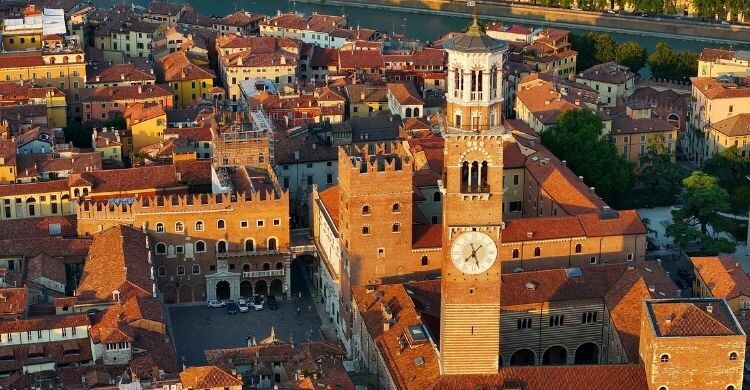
[439,15,508,375]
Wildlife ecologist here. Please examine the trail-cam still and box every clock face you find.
[450,231,498,274]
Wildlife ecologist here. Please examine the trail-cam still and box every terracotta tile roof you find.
[89,63,156,84]
[605,262,680,361]
[503,215,585,242]
[310,47,339,68]
[125,102,166,125]
[578,62,635,85]
[331,27,376,41]
[0,288,27,318]
[164,125,213,142]
[515,79,595,126]
[81,84,173,103]
[316,86,346,102]
[274,131,338,165]
[76,225,154,302]
[351,283,441,390]
[160,50,215,82]
[691,76,750,99]
[692,255,750,300]
[577,210,647,236]
[412,48,447,68]
[611,115,675,135]
[709,113,750,137]
[435,365,648,390]
[121,295,164,323]
[647,299,742,337]
[503,141,526,168]
[318,185,339,230]
[700,48,736,62]
[344,84,388,104]
[0,178,69,197]
[0,139,15,169]
[81,164,184,194]
[0,337,93,373]
[412,224,441,249]
[0,237,91,260]
[25,252,66,286]
[387,82,424,106]
[339,50,384,70]
[0,54,45,69]
[174,159,213,186]
[0,313,89,333]
[222,49,298,68]
[147,1,185,16]
[261,13,308,31]
[219,11,264,27]
[501,264,622,306]
[180,366,243,388]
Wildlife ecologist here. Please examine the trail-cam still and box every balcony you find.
[216,249,281,259]
[470,92,483,101]
[242,269,285,278]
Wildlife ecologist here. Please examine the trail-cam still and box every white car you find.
[251,295,265,311]
[238,298,250,313]
[207,299,226,308]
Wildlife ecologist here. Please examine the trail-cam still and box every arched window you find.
[155,243,166,255]
[659,387,667,390]
[405,107,412,117]
[392,223,400,233]
[471,161,479,188]
[575,243,582,253]
[392,203,401,213]
[245,239,255,252]
[433,192,441,202]
[512,249,520,259]
[242,264,250,272]
[276,262,283,269]
[175,222,184,232]
[534,247,541,257]
[263,263,270,271]
[362,205,371,215]
[660,354,669,363]
[195,221,204,231]
[413,107,420,117]
[727,386,736,390]
[155,223,164,233]
[192,264,200,274]
[157,267,165,277]
[268,238,277,251]
[195,241,206,252]
[217,219,226,229]
[217,240,227,253]
[480,161,488,189]
[74,188,80,197]
[730,352,738,361]
[421,256,428,266]
[461,161,469,190]
[177,265,185,275]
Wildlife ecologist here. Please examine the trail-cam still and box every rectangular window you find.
[257,220,265,227]
[326,173,333,184]
[241,221,248,228]
[62,328,67,337]
[513,174,519,185]
[273,219,281,226]
[589,256,597,264]
[37,330,42,339]
[517,318,533,330]
[71,327,76,336]
[377,248,385,257]
[175,246,184,254]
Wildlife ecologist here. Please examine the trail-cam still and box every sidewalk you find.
[297,268,338,342]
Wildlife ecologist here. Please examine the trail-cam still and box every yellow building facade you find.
[160,51,215,109]
[125,103,167,152]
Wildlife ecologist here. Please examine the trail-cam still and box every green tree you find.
[616,41,648,73]
[638,143,682,206]
[569,33,596,71]
[703,146,750,191]
[62,116,126,149]
[648,42,676,79]
[541,109,635,205]
[591,32,617,64]
[666,171,736,255]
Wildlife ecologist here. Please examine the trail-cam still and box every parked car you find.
[238,298,250,313]
[227,300,239,315]
[207,299,226,308]
[251,294,265,311]
[267,295,279,310]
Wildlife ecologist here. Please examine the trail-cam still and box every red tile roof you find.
[318,185,340,229]
[412,224,441,249]
[503,215,585,242]
[709,113,750,137]
[647,300,741,337]
[81,164,184,194]
[179,366,243,388]
[0,313,89,333]
[387,82,424,106]
[0,288,27,318]
[692,255,750,300]
[81,84,173,102]
[700,48,735,62]
[76,225,154,302]
[160,50,215,82]
[89,63,156,84]
[691,76,750,99]
[0,215,77,240]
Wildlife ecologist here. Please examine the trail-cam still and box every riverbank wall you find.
[303,0,750,45]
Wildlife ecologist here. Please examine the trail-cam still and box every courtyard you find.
[170,260,323,365]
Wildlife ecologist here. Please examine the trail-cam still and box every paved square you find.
[170,297,323,365]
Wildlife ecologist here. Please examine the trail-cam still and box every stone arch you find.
[270,279,283,297]
[215,280,230,300]
[244,238,255,252]
[574,342,599,365]
[162,285,177,304]
[178,285,192,303]
[267,237,277,251]
[193,284,205,301]
[240,280,252,298]
[510,349,535,366]
[216,240,227,253]
[254,280,267,296]
[542,346,568,365]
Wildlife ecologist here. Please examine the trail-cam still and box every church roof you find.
[445,18,508,54]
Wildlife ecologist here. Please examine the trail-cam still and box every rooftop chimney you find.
[706,304,713,314]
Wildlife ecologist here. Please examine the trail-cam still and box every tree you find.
[648,42,698,81]
[666,171,736,255]
[541,109,635,205]
[570,33,596,71]
[638,143,682,206]
[616,41,648,73]
[591,32,617,64]
[63,116,126,149]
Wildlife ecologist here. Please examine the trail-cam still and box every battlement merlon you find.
[76,191,290,219]
[337,142,413,174]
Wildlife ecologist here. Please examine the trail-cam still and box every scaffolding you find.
[213,104,275,169]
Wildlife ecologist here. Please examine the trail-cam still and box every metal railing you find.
[242,269,285,278]
[217,249,280,258]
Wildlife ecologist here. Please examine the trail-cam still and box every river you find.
[93,0,750,52]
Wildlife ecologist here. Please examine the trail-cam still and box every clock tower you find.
[439,15,508,375]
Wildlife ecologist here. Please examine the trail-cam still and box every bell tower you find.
[439,15,508,375]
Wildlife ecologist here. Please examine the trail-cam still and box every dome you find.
[445,17,508,54]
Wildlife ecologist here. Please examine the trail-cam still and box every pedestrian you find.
[297,307,301,316]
